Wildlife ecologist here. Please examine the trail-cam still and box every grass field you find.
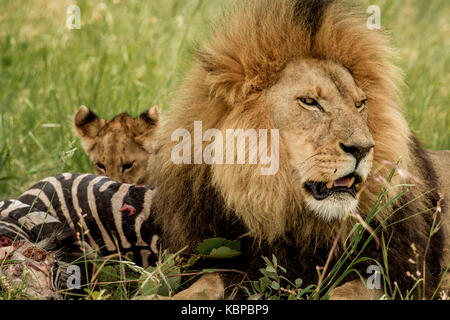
[0,0,448,300]
[0,0,449,199]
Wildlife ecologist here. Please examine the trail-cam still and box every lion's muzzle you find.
[304,172,362,201]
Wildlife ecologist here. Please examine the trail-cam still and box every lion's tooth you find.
[326,181,333,189]
[347,177,355,188]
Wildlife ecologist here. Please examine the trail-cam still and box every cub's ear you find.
[73,106,105,150]
[138,106,160,126]
[134,106,160,152]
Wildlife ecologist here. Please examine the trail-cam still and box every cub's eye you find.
[355,99,367,110]
[297,97,324,112]
[96,163,106,171]
[122,162,134,173]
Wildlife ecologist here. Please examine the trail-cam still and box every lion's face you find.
[74,106,160,185]
[156,0,418,245]
[87,128,152,184]
[267,59,375,220]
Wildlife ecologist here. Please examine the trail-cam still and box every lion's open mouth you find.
[304,172,362,200]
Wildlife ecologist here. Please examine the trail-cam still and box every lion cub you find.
[74,105,160,185]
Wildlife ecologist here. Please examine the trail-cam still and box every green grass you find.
[0,0,227,197]
[0,0,448,300]
[0,0,448,199]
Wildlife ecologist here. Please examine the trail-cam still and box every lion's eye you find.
[355,99,367,110]
[297,97,324,111]
[300,97,316,105]
[122,162,134,174]
[96,162,106,171]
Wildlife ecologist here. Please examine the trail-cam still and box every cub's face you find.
[267,59,375,221]
[87,130,151,184]
[74,106,160,185]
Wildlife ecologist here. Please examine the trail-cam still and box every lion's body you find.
[74,106,160,185]
[427,150,450,267]
[149,0,448,299]
[428,150,450,205]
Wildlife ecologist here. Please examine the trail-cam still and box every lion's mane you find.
[151,0,445,296]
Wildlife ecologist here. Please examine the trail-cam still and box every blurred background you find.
[0,0,448,199]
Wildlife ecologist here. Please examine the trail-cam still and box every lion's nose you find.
[339,142,374,164]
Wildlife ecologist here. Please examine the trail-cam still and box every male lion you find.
[148,0,449,299]
[74,105,160,185]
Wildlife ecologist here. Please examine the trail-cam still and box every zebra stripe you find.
[135,189,154,246]
[40,176,75,229]
[17,211,59,231]
[0,173,160,291]
[86,176,116,251]
[71,174,99,250]
[140,249,152,268]
[99,180,116,193]
[150,235,159,255]
[0,200,29,218]
[61,173,73,180]
[111,183,133,249]
[19,188,58,218]
[0,218,31,240]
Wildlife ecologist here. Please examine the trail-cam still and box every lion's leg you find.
[171,273,224,300]
[328,279,384,300]
[137,273,225,300]
[440,273,450,298]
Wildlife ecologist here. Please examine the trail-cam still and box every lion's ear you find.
[134,106,160,152]
[137,106,159,127]
[74,105,105,138]
[74,105,105,150]
[195,49,247,105]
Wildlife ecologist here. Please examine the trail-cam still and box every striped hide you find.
[0,173,161,290]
